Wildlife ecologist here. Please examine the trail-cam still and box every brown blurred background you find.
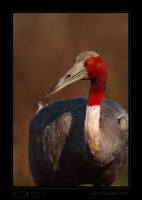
[13,13,128,186]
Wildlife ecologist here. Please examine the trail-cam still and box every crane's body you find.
[29,51,128,187]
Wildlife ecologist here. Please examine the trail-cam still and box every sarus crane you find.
[28,51,128,187]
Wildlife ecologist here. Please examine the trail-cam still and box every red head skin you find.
[84,56,107,106]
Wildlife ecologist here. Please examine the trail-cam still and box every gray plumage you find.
[29,96,128,186]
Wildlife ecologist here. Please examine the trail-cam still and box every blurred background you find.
[13,13,128,187]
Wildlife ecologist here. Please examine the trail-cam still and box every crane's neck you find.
[85,76,106,162]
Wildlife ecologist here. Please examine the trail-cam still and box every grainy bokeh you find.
[13,13,128,186]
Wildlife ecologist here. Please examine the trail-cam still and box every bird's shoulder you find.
[101,98,128,131]
[30,96,87,128]
[29,96,87,172]
[100,98,128,165]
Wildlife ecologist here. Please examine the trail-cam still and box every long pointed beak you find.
[46,62,88,98]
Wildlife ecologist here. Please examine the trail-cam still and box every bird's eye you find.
[85,57,95,66]
[87,58,94,63]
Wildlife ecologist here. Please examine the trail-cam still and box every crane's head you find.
[46,51,106,98]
